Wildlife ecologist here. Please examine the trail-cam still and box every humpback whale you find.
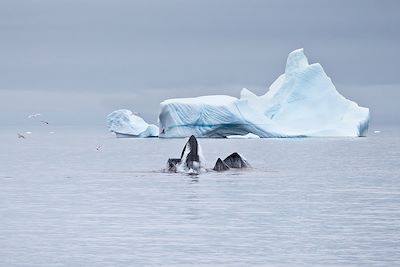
[212,153,250,172]
[223,152,250,169]
[167,135,203,174]
[213,158,230,172]
[180,135,200,170]
[167,135,250,174]
[167,158,181,172]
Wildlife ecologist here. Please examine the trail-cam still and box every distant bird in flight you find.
[18,133,26,139]
[28,113,41,118]
[96,145,102,151]
[28,113,49,124]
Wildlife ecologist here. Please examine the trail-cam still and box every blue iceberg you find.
[159,49,369,138]
[107,109,159,138]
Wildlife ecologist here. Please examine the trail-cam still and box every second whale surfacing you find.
[222,152,250,169]
[212,153,251,172]
[167,135,251,174]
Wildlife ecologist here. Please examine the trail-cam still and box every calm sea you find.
[1,127,399,266]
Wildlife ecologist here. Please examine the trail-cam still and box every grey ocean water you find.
[1,127,399,266]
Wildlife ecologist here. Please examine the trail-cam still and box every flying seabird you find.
[28,113,41,118]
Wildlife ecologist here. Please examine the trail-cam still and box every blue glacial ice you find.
[107,109,159,137]
[159,48,370,138]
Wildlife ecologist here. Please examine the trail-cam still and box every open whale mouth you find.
[166,135,204,174]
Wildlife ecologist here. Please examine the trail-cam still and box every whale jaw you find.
[212,153,250,172]
[167,158,181,172]
[223,152,250,169]
[181,135,200,171]
[167,135,203,174]
[213,158,230,172]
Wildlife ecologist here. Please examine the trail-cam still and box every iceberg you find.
[159,48,369,138]
[226,133,260,139]
[107,109,159,137]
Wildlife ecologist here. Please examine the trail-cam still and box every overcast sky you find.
[1,0,399,127]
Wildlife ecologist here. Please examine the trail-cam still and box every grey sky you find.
[1,0,399,127]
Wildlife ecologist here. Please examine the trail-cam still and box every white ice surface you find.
[159,49,369,138]
[226,133,260,139]
[107,109,159,137]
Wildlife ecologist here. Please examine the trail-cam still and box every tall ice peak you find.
[285,48,309,74]
[240,87,257,99]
